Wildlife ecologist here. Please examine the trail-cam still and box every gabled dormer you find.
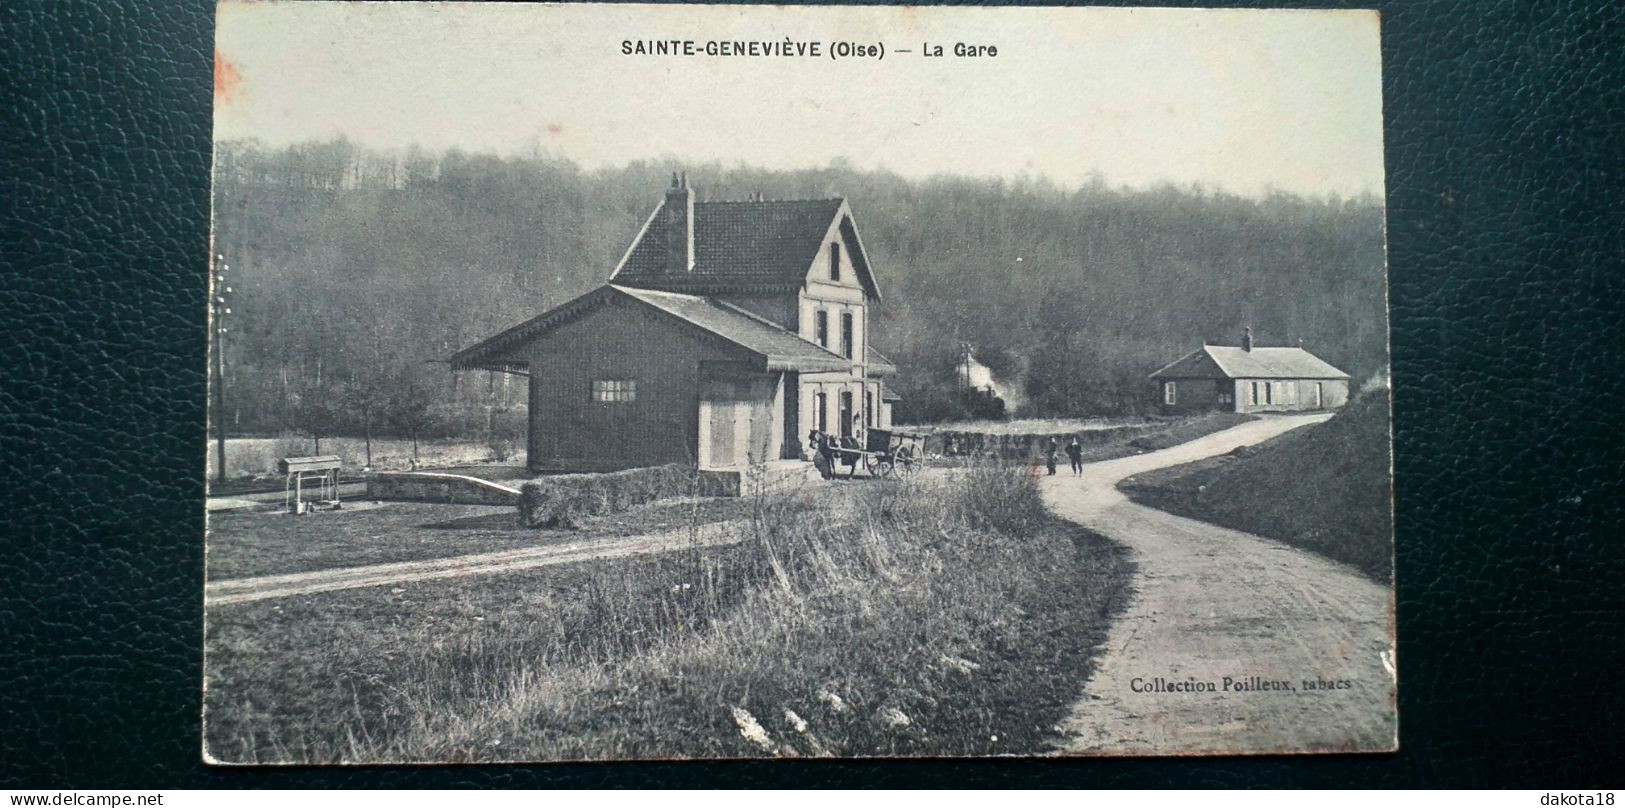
[609,181,880,333]
[801,204,881,302]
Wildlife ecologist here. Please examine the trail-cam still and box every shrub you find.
[956,458,1050,537]
[517,464,733,528]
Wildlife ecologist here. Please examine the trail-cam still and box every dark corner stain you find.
[215,49,242,105]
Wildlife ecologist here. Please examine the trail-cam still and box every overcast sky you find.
[215,3,1385,198]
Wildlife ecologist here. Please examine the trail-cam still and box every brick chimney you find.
[664,171,694,273]
[1242,326,1254,352]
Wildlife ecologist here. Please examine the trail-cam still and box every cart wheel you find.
[866,452,893,477]
[894,447,919,476]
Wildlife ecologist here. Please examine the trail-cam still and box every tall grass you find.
[205,459,1131,763]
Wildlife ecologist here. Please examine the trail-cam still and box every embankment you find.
[1118,394,1393,581]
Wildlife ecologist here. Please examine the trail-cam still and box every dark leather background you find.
[3,0,1622,788]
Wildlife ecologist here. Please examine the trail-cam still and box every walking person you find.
[1044,437,1059,476]
[1066,436,1084,476]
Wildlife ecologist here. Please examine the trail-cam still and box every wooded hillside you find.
[211,139,1388,437]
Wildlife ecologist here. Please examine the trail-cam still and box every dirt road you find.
[1041,414,1397,755]
[205,521,743,606]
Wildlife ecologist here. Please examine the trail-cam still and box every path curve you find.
[1042,414,1396,755]
[205,521,743,606]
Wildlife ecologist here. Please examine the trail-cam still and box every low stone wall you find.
[928,423,1164,459]
[365,471,521,506]
[370,462,821,526]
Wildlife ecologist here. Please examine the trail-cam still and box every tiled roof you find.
[448,285,851,373]
[615,286,851,372]
[1151,345,1350,380]
[614,198,845,287]
[866,345,897,374]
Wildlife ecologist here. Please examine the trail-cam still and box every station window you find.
[1163,381,1177,405]
[592,379,637,403]
[815,310,829,347]
[830,242,841,281]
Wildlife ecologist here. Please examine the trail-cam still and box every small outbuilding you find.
[1150,328,1350,414]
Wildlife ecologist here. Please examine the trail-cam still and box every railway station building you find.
[450,174,896,472]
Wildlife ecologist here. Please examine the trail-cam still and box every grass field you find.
[1118,395,1393,582]
[1121,412,1258,453]
[205,496,744,581]
[203,464,1133,763]
[205,437,511,483]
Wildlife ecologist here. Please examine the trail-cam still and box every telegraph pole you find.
[212,254,232,486]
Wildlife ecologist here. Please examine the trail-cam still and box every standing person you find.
[1044,437,1059,476]
[810,430,832,479]
[1066,436,1084,476]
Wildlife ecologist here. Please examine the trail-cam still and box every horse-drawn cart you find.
[813,428,926,478]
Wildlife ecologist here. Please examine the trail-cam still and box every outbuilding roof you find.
[611,198,880,299]
[448,284,851,374]
[1150,345,1350,380]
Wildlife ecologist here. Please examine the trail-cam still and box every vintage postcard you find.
[204,2,1395,763]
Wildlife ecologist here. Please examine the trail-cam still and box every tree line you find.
[211,139,1388,440]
